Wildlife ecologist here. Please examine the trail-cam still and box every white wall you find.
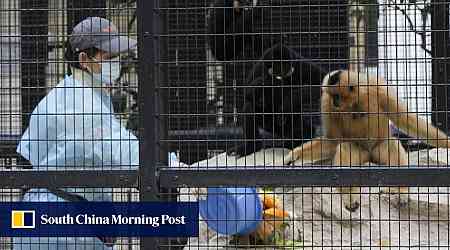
[378,0,432,121]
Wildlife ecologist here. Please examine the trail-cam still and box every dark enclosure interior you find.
[164,0,350,164]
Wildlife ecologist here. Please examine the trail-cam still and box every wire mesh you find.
[0,0,449,249]
[159,0,450,249]
[1,0,141,249]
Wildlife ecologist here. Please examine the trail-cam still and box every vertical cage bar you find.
[137,0,160,249]
[19,0,48,136]
[156,2,185,249]
[432,0,450,131]
[156,0,169,201]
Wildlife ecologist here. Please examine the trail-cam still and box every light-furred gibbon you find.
[279,70,450,212]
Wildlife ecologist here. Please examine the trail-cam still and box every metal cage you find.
[1,0,450,249]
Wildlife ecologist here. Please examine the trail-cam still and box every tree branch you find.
[387,0,432,55]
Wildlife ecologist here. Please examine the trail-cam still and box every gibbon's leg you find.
[371,139,410,207]
[333,142,370,212]
[230,102,262,156]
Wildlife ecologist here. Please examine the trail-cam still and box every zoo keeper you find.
[15,17,140,250]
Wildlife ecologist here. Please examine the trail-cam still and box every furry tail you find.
[380,85,450,148]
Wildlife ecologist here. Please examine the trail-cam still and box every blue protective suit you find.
[14,67,140,250]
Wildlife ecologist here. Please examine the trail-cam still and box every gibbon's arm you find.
[207,0,256,61]
[280,137,337,165]
[207,0,243,61]
[378,83,450,148]
[279,91,340,165]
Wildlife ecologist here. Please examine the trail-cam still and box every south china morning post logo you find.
[0,202,198,237]
[38,213,187,227]
[11,210,35,229]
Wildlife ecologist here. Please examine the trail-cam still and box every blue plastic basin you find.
[198,187,263,235]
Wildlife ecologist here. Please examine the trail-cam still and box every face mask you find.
[91,57,121,86]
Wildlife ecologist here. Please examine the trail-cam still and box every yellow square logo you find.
[11,210,35,229]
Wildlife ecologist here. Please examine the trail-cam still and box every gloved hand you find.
[251,190,290,244]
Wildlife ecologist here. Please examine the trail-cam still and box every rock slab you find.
[182,148,450,249]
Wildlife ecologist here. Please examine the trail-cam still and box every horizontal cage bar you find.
[0,170,137,188]
[159,167,450,188]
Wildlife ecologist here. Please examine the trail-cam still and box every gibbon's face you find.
[322,70,358,111]
[233,0,241,12]
[267,62,295,80]
[233,0,254,13]
[265,45,296,80]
